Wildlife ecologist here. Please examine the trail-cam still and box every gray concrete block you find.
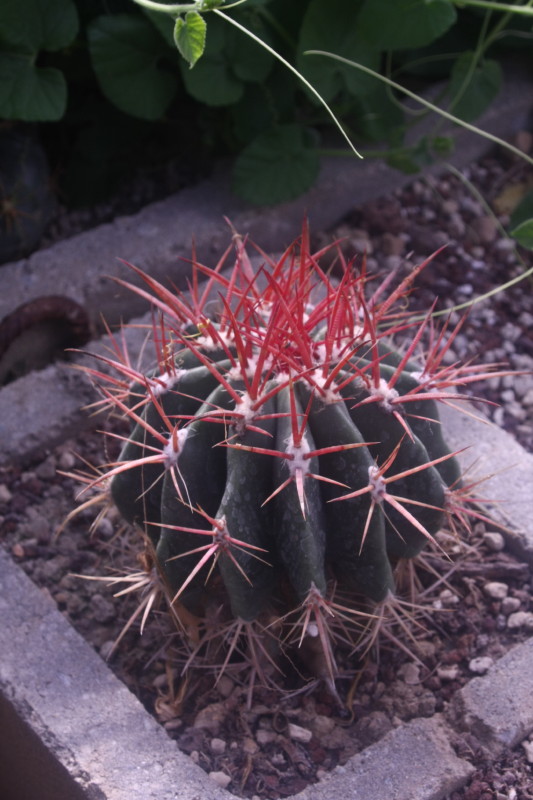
[0,545,475,800]
[440,403,533,565]
[450,637,533,755]
[294,716,474,800]
[0,548,228,800]
[0,317,152,466]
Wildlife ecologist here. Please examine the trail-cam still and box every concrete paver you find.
[440,403,533,565]
[450,637,533,756]
[295,716,474,800]
[0,546,477,800]
[0,548,227,800]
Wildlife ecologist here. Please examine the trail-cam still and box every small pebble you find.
[470,215,497,244]
[216,675,235,698]
[27,512,51,543]
[164,719,183,732]
[484,581,508,600]
[256,729,277,745]
[381,232,405,256]
[468,656,494,675]
[35,456,57,480]
[507,611,533,631]
[90,594,117,624]
[483,532,505,552]
[501,596,521,616]
[439,589,460,605]
[58,450,77,470]
[241,737,259,755]
[193,702,226,735]
[311,715,336,737]
[397,662,420,685]
[522,739,533,764]
[0,484,13,503]
[349,230,372,254]
[99,640,116,660]
[437,665,460,681]
[210,737,227,755]
[287,722,313,743]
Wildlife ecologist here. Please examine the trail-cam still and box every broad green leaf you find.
[88,14,178,120]
[357,0,456,50]
[233,124,319,206]
[0,51,66,120]
[179,13,272,106]
[448,53,502,122]
[298,0,378,103]
[510,219,533,250]
[510,189,533,230]
[0,0,78,51]
[180,50,243,106]
[174,11,206,68]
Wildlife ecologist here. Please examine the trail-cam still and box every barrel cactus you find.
[78,225,497,692]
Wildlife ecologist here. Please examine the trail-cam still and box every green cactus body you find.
[301,386,394,603]
[78,228,494,690]
[156,384,233,612]
[215,391,278,622]
[271,384,328,604]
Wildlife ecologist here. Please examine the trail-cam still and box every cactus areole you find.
[80,223,498,689]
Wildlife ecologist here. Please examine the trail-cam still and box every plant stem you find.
[420,264,533,320]
[305,51,533,168]
[452,0,533,15]
[133,0,200,12]
[212,10,363,160]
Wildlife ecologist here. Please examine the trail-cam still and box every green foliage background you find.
[0,0,531,210]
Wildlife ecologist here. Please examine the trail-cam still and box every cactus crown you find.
[76,223,501,693]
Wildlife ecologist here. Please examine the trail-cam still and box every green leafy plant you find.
[0,0,79,121]
[70,224,509,692]
[2,0,532,212]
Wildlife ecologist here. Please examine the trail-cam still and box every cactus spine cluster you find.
[81,226,493,690]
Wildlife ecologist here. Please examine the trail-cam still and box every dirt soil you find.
[1,136,533,799]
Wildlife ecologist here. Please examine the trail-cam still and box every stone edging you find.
[1,544,532,800]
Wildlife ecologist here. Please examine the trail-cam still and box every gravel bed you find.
[1,137,533,798]
[0,437,532,798]
[321,138,533,454]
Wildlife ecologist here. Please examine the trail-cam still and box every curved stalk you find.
[305,50,533,168]
[212,10,362,160]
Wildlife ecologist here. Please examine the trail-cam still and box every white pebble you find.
[483,532,505,552]
[210,738,227,755]
[439,588,460,605]
[0,484,13,503]
[437,665,460,681]
[288,723,313,743]
[256,729,277,745]
[209,771,232,789]
[507,611,533,630]
[501,597,521,616]
[398,662,421,685]
[522,740,533,764]
[468,656,493,674]
[483,581,508,600]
